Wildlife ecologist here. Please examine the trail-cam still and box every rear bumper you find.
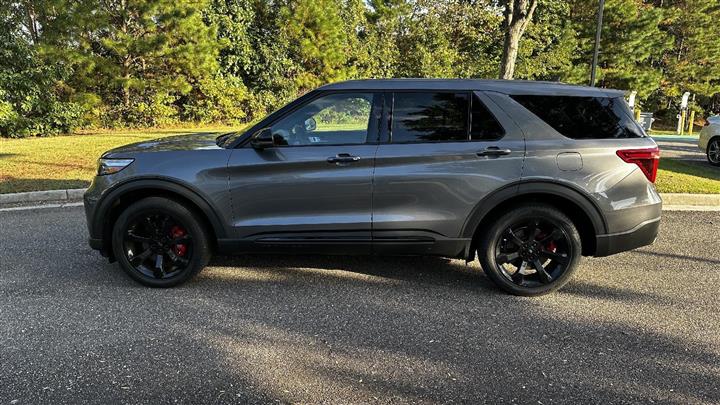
[594,217,660,257]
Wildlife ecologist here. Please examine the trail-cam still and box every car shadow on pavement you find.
[207,254,500,294]
[162,258,720,404]
[633,250,720,266]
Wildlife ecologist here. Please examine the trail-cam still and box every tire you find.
[707,138,720,167]
[111,197,212,287]
[477,204,582,296]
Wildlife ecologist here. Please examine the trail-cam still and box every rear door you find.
[226,91,382,252]
[372,91,525,255]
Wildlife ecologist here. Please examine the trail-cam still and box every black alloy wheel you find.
[495,218,572,288]
[123,212,193,279]
[112,197,211,287]
[478,204,582,296]
[708,138,720,166]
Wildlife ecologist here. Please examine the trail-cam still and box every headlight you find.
[97,158,134,176]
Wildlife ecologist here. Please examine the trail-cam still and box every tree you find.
[36,0,220,126]
[558,0,669,100]
[656,0,720,115]
[0,0,82,137]
[281,0,354,92]
[498,0,538,79]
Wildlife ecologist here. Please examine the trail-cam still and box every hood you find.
[104,132,224,156]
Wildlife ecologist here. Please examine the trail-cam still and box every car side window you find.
[391,92,469,143]
[270,93,378,146]
[470,93,505,140]
[510,95,645,139]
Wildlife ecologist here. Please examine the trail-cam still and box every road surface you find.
[1,206,718,404]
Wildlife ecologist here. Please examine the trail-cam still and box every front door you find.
[227,91,382,253]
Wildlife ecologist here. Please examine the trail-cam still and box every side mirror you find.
[304,117,317,132]
[250,128,275,150]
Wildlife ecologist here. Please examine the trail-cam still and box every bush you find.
[182,75,252,124]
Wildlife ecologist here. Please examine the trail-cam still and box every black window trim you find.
[386,90,506,145]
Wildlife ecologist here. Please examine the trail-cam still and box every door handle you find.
[327,153,361,164]
[476,147,512,157]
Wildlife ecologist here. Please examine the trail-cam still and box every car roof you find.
[318,79,626,97]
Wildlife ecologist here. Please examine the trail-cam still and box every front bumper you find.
[594,217,660,257]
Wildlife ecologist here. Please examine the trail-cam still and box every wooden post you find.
[688,111,695,135]
[680,110,686,135]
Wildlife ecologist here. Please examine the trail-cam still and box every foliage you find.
[1,0,719,137]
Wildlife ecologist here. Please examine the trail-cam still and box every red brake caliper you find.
[170,225,187,256]
[537,232,557,253]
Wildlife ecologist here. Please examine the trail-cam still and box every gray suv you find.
[84,79,662,295]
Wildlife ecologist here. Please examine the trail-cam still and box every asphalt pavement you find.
[654,136,704,161]
[1,206,719,404]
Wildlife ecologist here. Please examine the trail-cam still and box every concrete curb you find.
[660,193,720,207]
[1,189,718,209]
[0,188,87,204]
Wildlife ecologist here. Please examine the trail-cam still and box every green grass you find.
[656,159,720,194]
[0,126,243,194]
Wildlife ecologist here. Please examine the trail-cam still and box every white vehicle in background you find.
[699,115,720,166]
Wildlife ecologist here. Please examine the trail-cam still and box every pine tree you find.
[658,0,720,114]
[281,0,354,92]
[560,0,671,99]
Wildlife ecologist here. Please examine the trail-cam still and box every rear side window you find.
[390,92,505,143]
[510,95,644,139]
[471,94,505,140]
[392,92,469,142]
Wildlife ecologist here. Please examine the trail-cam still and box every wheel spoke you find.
[166,249,189,266]
[533,259,553,284]
[512,261,528,284]
[526,220,540,241]
[506,229,524,245]
[152,254,165,278]
[497,252,520,265]
[159,215,170,235]
[539,229,563,243]
[170,235,192,244]
[540,250,569,264]
[129,248,152,263]
[126,231,153,244]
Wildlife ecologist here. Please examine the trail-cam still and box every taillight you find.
[616,147,660,183]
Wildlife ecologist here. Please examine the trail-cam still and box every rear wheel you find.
[477,204,582,296]
[111,197,211,287]
[707,138,720,166]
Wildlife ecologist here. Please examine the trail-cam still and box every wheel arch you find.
[93,178,228,259]
[462,181,608,258]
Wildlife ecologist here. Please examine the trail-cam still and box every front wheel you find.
[477,204,582,296]
[111,197,212,287]
[707,138,720,166]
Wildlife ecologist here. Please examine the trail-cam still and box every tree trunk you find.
[24,0,39,44]
[498,0,538,80]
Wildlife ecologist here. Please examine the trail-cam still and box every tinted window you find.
[511,95,644,139]
[391,92,469,142]
[270,92,378,146]
[471,94,505,140]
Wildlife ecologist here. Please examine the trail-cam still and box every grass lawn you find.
[656,159,720,194]
[0,126,243,194]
